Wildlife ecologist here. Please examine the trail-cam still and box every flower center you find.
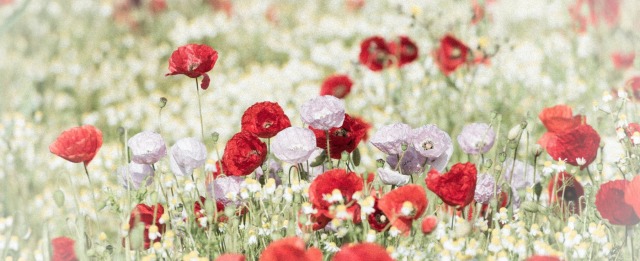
[450,48,461,59]
[334,128,348,137]
[333,85,347,97]
[263,122,273,129]
[422,140,434,150]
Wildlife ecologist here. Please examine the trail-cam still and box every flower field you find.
[2,0,640,260]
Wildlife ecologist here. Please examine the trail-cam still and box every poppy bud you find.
[211,132,219,143]
[521,201,539,213]
[376,159,385,168]
[507,125,521,140]
[159,97,167,109]
[352,148,361,166]
[53,190,65,208]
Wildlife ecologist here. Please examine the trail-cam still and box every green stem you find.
[195,78,205,142]
[325,130,334,169]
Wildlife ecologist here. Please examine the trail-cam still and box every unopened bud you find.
[521,201,539,213]
[53,190,65,208]
[520,120,528,129]
[159,97,168,109]
[534,182,542,199]
[341,151,349,161]
[376,159,385,168]
[401,142,408,152]
[498,152,507,162]
[211,132,219,143]
[534,144,543,156]
[507,125,521,140]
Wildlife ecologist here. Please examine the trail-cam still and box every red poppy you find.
[222,131,267,176]
[545,124,600,169]
[309,169,364,209]
[625,175,640,218]
[548,172,585,215]
[311,114,367,159]
[51,236,78,261]
[209,0,233,18]
[538,105,585,134]
[149,0,167,14]
[421,216,438,235]
[625,123,640,138]
[434,35,469,76]
[378,185,428,234]
[626,76,640,101]
[259,237,322,261]
[595,180,639,226]
[194,196,227,224]
[388,36,419,67]
[351,115,372,142]
[319,74,353,99]
[215,254,246,261]
[166,44,218,90]
[471,0,485,24]
[359,36,393,72]
[241,102,291,138]
[426,162,477,208]
[525,256,562,261]
[367,197,390,232]
[333,243,393,261]
[49,125,103,167]
[611,52,635,70]
[128,203,165,249]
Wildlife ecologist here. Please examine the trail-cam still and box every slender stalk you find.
[195,77,205,142]
[325,130,333,169]
[629,227,635,261]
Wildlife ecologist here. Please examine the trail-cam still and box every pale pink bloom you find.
[255,159,283,186]
[409,124,452,158]
[457,123,496,155]
[128,131,167,164]
[474,173,500,204]
[300,95,345,130]
[169,137,207,176]
[386,146,427,175]
[377,168,410,186]
[370,123,412,155]
[207,175,244,206]
[118,162,154,189]
[425,145,453,172]
[271,127,318,164]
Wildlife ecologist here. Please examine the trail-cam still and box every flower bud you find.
[376,159,385,168]
[211,132,219,143]
[159,97,168,109]
[533,182,542,199]
[520,201,538,213]
[498,152,507,162]
[507,125,521,140]
[53,190,65,208]
[352,148,361,166]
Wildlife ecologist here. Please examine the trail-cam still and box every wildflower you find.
[596,179,639,225]
[366,230,376,242]
[378,185,428,234]
[367,197,390,232]
[169,137,207,176]
[358,36,393,71]
[333,243,393,261]
[386,146,428,175]
[421,216,438,235]
[359,196,375,215]
[222,131,267,176]
[51,237,77,261]
[49,125,102,166]
[388,36,419,67]
[311,114,367,159]
[300,95,345,131]
[409,124,452,158]
[474,173,499,204]
[548,172,585,215]
[389,226,401,237]
[611,52,635,70]
[127,131,167,164]
[271,127,317,164]
[426,162,477,208]
[320,74,353,99]
[434,35,469,76]
[308,169,363,210]
[456,123,496,155]
[259,237,323,261]
[625,175,640,217]
[370,123,412,155]
[377,168,410,186]
[128,204,165,249]
[241,102,291,138]
[165,44,218,90]
[117,162,154,189]
[323,242,341,253]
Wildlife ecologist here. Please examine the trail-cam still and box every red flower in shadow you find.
[311,114,367,159]
[49,125,103,167]
[625,175,640,218]
[548,172,585,215]
[128,203,165,249]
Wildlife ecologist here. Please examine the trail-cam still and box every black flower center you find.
[422,141,434,150]
[334,128,348,137]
